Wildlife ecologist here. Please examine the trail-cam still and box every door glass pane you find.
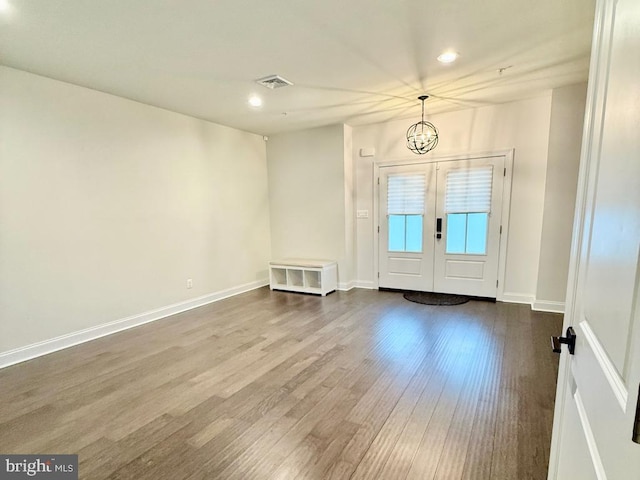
[388,214,423,252]
[405,215,423,252]
[446,212,489,254]
[446,213,467,253]
[466,213,488,254]
[388,215,406,251]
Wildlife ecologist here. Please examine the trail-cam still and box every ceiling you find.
[0,0,595,135]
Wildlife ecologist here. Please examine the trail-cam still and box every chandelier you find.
[406,95,438,154]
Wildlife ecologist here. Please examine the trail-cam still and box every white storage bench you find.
[269,259,338,296]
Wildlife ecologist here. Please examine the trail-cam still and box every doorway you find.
[377,153,511,298]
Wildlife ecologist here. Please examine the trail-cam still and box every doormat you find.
[403,291,471,306]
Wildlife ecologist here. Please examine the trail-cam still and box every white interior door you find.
[378,164,436,291]
[434,158,505,297]
[378,157,505,297]
[549,0,640,478]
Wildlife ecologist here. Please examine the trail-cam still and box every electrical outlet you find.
[187,279,193,289]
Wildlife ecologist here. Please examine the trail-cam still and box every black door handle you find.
[436,217,442,239]
[551,327,576,355]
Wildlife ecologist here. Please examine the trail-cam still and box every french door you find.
[378,163,437,292]
[378,156,505,298]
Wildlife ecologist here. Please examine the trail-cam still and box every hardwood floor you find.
[0,288,561,479]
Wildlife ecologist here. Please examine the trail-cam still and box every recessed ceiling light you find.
[248,95,263,108]
[437,51,459,64]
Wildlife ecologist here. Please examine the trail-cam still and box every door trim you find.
[373,149,514,300]
[574,389,607,480]
[581,319,628,410]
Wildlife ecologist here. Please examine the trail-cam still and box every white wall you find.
[0,66,272,354]
[266,124,354,288]
[535,83,587,311]
[353,95,553,300]
[0,64,585,360]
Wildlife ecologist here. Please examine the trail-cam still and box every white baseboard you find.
[532,299,565,314]
[0,279,269,370]
[499,292,565,314]
[353,280,376,290]
[338,281,356,291]
[499,292,535,305]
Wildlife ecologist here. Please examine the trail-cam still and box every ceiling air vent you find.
[256,75,294,89]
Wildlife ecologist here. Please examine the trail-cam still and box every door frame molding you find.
[372,149,514,300]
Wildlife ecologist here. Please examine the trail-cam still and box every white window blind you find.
[445,166,493,213]
[387,174,425,215]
